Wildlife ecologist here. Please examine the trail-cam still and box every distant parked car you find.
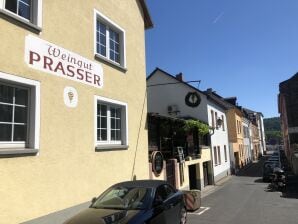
[63,180,187,224]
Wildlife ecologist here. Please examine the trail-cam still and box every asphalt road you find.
[188,159,298,224]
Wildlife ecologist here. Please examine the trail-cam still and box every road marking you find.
[191,206,211,215]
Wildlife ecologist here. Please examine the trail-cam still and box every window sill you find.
[94,54,127,73]
[95,144,129,151]
[0,9,42,33]
[0,148,38,158]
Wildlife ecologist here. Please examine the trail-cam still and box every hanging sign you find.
[25,35,103,88]
[151,151,164,177]
[185,92,201,107]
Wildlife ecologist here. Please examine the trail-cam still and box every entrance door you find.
[203,162,209,186]
[234,152,240,168]
[188,165,197,189]
[166,160,175,187]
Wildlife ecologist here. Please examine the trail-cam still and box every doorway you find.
[203,162,211,186]
[188,164,198,189]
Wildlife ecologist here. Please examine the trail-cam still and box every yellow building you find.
[226,107,245,169]
[0,1,152,223]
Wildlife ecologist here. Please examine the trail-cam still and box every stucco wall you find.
[147,70,209,123]
[207,103,231,179]
[0,1,149,223]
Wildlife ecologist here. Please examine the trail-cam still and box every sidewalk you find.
[201,175,232,198]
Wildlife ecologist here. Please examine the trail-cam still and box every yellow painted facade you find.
[0,1,150,223]
[226,108,244,168]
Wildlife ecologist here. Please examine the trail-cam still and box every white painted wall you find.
[242,119,252,163]
[147,70,208,122]
[207,102,231,179]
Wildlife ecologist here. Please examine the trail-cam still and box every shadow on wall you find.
[21,202,90,224]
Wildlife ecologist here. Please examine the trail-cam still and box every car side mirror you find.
[91,197,97,204]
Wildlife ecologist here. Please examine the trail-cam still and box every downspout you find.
[209,128,216,185]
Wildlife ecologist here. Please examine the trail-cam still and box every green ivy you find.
[183,120,209,136]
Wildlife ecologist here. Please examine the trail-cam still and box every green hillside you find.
[264,117,281,144]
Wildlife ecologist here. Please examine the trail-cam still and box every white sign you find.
[64,86,78,108]
[288,127,298,134]
[25,35,103,88]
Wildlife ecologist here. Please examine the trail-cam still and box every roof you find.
[203,91,234,110]
[147,68,242,112]
[147,67,205,95]
[243,107,263,117]
[138,0,153,29]
[112,180,168,188]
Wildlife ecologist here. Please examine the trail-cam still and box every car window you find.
[155,184,175,201]
[91,187,151,210]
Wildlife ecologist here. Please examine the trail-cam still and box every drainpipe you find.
[209,128,216,185]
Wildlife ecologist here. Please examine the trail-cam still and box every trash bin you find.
[182,190,201,211]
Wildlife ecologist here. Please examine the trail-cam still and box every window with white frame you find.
[213,146,218,166]
[1,0,42,27]
[0,83,28,145]
[94,9,126,68]
[217,146,221,165]
[0,72,40,152]
[95,96,127,146]
[224,145,227,162]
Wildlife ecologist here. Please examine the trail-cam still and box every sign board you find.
[151,151,164,177]
[25,35,103,88]
[288,127,298,134]
[64,86,78,108]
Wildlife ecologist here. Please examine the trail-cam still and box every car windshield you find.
[91,186,151,210]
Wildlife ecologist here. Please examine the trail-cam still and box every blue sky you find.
[145,0,298,118]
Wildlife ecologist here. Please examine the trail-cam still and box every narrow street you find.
[188,159,298,224]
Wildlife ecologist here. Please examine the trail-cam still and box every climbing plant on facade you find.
[183,119,209,136]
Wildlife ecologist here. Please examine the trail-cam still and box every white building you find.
[242,117,253,165]
[205,90,231,182]
[147,68,231,185]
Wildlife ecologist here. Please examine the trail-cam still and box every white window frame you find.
[94,95,128,147]
[94,9,126,69]
[0,71,40,151]
[0,0,42,29]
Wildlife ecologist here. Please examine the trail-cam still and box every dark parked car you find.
[63,180,187,224]
[263,161,280,182]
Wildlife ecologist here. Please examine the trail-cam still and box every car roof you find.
[112,180,170,189]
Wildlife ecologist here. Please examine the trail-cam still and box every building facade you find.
[242,116,252,165]
[0,1,152,223]
[279,73,298,174]
[147,68,214,190]
[204,89,231,182]
[226,107,244,170]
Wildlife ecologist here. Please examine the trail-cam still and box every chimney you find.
[176,73,183,81]
[207,88,213,94]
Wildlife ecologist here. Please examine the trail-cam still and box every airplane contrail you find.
[213,12,225,24]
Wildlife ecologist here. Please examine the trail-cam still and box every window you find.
[0,83,28,144]
[1,0,42,28]
[94,9,126,68]
[95,96,127,147]
[0,71,40,154]
[217,146,221,165]
[211,110,214,128]
[221,115,225,131]
[213,146,218,166]
[155,184,175,202]
[224,145,227,162]
[215,112,218,128]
